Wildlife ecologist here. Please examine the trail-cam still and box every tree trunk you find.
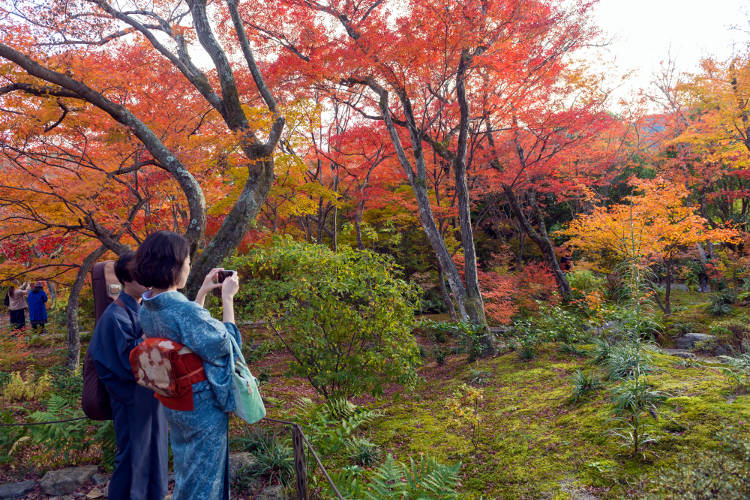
[438,267,458,321]
[47,281,57,305]
[185,156,275,299]
[502,185,573,302]
[66,246,107,371]
[454,49,489,336]
[369,81,470,321]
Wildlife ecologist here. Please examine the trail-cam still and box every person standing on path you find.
[136,230,241,500]
[89,252,168,500]
[7,281,30,330]
[27,282,48,333]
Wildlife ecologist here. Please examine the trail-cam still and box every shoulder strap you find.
[227,332,244,369]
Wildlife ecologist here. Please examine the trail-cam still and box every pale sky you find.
[592,0,750,105]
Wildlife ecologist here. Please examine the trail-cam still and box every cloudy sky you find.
[592,0,749,102]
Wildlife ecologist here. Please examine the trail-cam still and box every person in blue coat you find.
[135,231,241,500]
[27,282,48,333]
[89,252,168,500]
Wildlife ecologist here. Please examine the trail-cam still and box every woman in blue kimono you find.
[135,231,240,500]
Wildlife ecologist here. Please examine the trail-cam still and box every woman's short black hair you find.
[134,231,190,289]
[114,251,137,285]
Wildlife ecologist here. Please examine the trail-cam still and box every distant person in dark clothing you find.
[89,252,168,500]
[7,281,30,330]
[27,282,48,333]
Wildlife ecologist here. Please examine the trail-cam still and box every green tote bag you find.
[228,334,266,424]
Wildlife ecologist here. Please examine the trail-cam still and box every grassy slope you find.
[364,346,748,499]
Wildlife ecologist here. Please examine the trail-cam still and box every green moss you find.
[367,346,749,499]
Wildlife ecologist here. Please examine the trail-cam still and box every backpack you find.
[129,338,206,411]
[81,297,132,420]
[82,348,112,420]
[3,292,8,307]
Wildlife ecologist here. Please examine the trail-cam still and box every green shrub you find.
[466,367,491,386]
[591,338,612,364]
[711,319,750,352]
[433,346,448,366]
[230,238,421,399]
[610,373,666,459]
[27,394,116,467]
[290,398,381,457]
[231,426,275,455]
[608,306,663,340]
[718,353,750,391]
[567,269,605,295]
[669,321,698,336]
[710,289,736,316]
[330,453,462,499]
[420,320,490,362]
[559,342,587,357]
[243,438,295,487]
[569,369,602,403]
[694,336,719,354]
[605,341,653,380]
[0,409,27,465]
[533,305,586,344]
[346,436,381,467]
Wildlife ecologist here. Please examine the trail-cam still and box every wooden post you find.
[292,424,308,500]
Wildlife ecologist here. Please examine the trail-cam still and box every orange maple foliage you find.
[560,177,740,313]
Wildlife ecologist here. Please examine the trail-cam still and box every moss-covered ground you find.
[348,345,746,498]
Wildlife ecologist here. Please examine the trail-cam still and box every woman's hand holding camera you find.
[194,268,238,314]
[220,272,239,301]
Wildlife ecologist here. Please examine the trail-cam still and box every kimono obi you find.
[130,338,207,411]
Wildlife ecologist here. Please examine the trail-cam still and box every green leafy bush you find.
[718,353,750,391]
[290,398,381,457]
[230,238,421,399]
[433,346,448,366]
[330,454,462,499]
[591,337,612,364]
[605,341,653,380]
[242,437,295,488]
[346,436,381,467]
[420,320,489,362]
[710,289,736,316]
[533,305,586,344]
[610,372,666,459]
[569,369,602,403]
[710,319,750,353]
[0,409,27,465]
[597,305,663,341]
[28,394,116,467]
[511,319,538,361]
[567,269,605,295]
[231,426,276,455]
